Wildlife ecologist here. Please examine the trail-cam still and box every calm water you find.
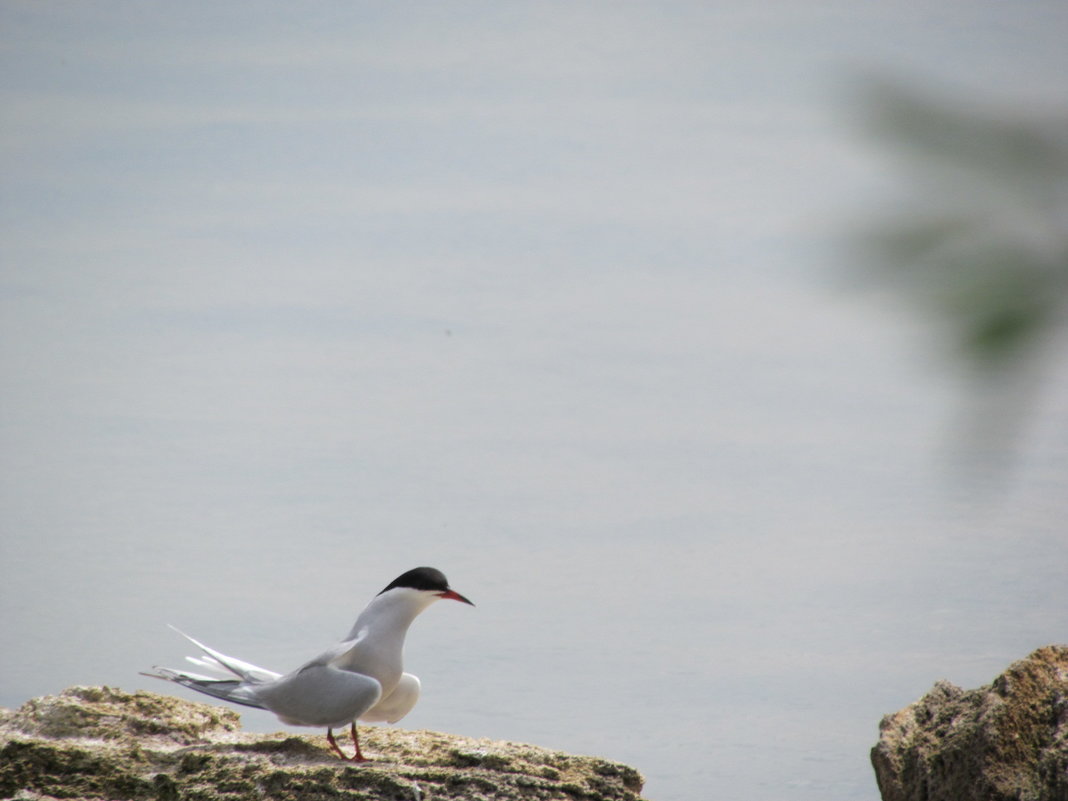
[3,276,1064,801]
[2,4,1067,800]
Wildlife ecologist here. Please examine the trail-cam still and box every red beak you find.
[439,588,475,606]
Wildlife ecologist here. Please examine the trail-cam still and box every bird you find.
[142,566,474,762]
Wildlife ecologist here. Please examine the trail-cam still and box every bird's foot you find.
[348,722,370,762]
[326,725,372,762]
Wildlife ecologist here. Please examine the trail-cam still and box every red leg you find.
[349,721,370,762]
[326,727,347,760]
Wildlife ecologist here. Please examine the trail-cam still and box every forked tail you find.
[142,626,282,711]
[141,666,267,710]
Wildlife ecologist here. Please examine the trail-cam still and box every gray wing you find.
[292,632,366,674]
[253,663,383,729]
[141,667,266,710]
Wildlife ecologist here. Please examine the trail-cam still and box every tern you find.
[142,566,474,762]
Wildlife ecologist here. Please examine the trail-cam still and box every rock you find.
[871,645,1068,801]
[0,686,647,801]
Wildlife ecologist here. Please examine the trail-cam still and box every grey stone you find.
[872,645,1068,801]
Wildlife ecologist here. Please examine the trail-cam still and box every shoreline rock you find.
[0,686,647,801]
[871,645,1068,801]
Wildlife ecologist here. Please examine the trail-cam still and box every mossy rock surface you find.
[0,687,647,801]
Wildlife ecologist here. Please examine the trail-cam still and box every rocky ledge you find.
[0,686,646,801]
[872,645,1068,801]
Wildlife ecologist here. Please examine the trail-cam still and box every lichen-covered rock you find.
[871,645,1068,801]
[1,685,242,745]
[0,687,647,801]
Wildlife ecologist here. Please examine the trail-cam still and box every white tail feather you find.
[167,625,282,683]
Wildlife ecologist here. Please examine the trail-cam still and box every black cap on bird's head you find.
[379,567,475,606]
